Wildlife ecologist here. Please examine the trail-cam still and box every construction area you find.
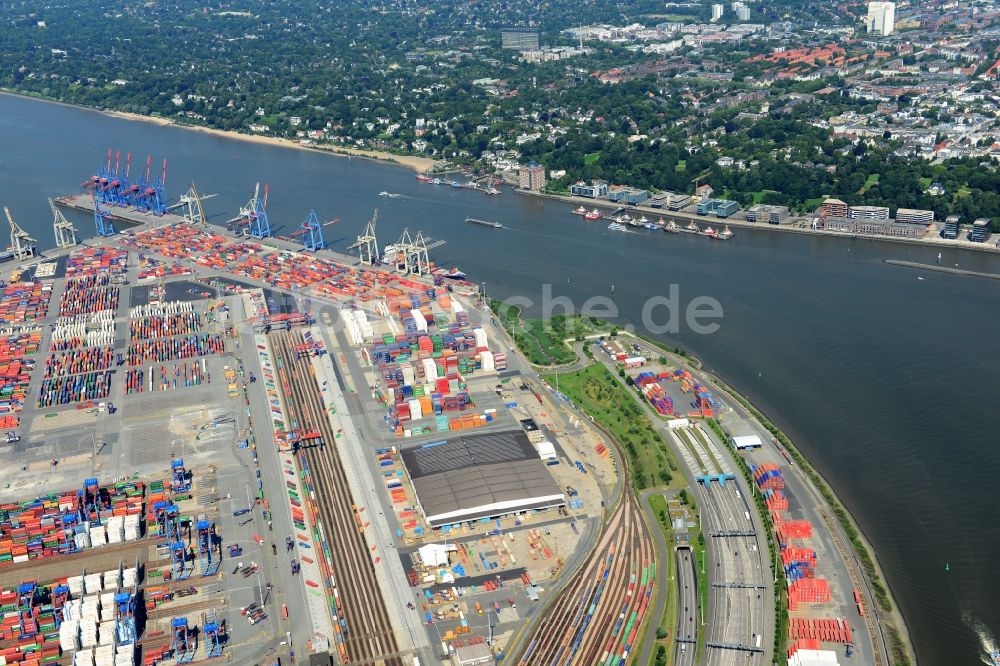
[0,155,627,666]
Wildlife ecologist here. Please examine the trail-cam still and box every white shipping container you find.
[421,358,437,380]
[451,300,464,314]
[408,398,423,421]
[480,351,495,372]
[473,327,488,348]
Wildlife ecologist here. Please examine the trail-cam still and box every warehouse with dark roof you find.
[400,430,565,528]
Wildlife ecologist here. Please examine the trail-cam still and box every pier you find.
[884,259,1000,281]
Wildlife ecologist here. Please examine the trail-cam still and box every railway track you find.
[518,493,655,665]
[271,331,400,666]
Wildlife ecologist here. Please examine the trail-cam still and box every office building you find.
[501,28,540,51]
[746,204,790,224]
[969,218,992,243]
[867,1,895,35]
[941,215,961,239]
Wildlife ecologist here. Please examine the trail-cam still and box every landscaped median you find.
[489,299,612,366]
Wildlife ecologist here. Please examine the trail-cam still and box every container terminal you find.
[0,156,627,666]
[0,153,891,666]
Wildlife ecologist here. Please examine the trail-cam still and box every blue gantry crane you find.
[114,588,137,644]
[16,583,38,639]
[171,458,190,493]
[291,209,341,251]
[52,585,70,627]
[171,618,196,663]
[133,156,169,215]
[227,183,272,238]
[92,193,116,237]
[197,520,219,575]
[203,620,223,658]
[171,542,189,580]
[79,477,104,525]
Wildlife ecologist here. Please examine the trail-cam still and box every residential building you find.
[848,205,890,220]
[570,180,609,198]
[734,2,751,21]
[518,161,546,191]
[819,198,849,217]
[746,204,790,224]
[894,208,934,225]
[501,28,540,51]
[867,1,895,35]
[941,215,961,239]
[712,4,725,21]
[825,217,925,238]
[969,218,992,243]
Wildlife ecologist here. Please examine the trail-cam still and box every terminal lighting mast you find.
[4,207,37,260]
[50,198,78,248]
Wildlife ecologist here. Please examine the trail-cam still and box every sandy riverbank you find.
[0,90,439,173]
[102,108,440,172]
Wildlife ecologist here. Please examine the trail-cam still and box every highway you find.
[675,545,698,666]
[591,344,775,664]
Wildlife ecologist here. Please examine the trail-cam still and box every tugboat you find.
[682,221,699,233]
[584,209,602,220]
[664,221,681,233]
[700,225,719,238]
[717,225,734,240]
[416,174,433,183]
[572,206,588,216]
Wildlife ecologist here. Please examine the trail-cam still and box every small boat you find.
[607,222,628,232]
[656,218,666,227]
[638,215,649,224]
[643,223,658,230]
[431,178,442,185]
[584,209,602,220]
[379,191,401,198]
[572,206,588,216]
[701,226,719,238]
[465,218,503,229]
[450,180,462,188]
[664,221,681,233]
[443,267,467,280]
[484,187,500,195]
[717,226,734,240]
